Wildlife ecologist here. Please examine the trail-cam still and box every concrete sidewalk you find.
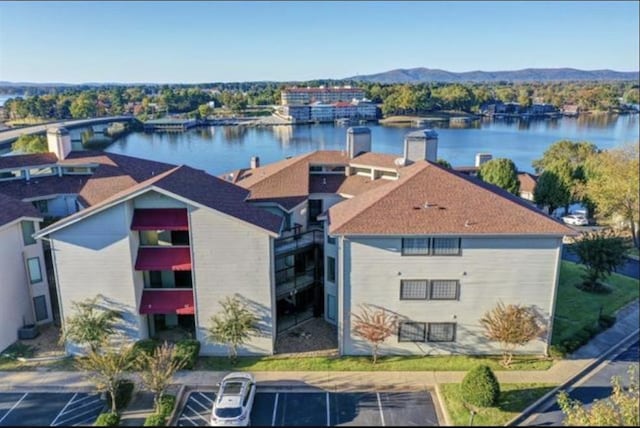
[1,301,637,392]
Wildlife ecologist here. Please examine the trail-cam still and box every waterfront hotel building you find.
[1,126,573,356]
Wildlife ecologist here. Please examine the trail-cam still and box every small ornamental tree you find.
[207,296,258,363]
[460,365,500,408]
[62,296,122,352]
[137,342,186,412]
[558,366,639,426]
[480,301,543,367]
[351,305,397,364]
[76,346,135,413]
[570,230,629,292]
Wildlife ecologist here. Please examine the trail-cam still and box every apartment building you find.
[4,126,572,357]
[281,86,365,105]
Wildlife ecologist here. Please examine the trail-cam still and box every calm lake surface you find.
[104,115,639,175]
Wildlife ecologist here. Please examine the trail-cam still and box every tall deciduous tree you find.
[480,302,543,367]
[585,143,640,248]
[352,305,397,364]
[557,366,639,426]
[533,170,571,214]
[570,230,630,292]
[62,296,122,352]
[137,342,186,412]
[478,158,520,195]
[207,296,258,363]
[76,346,135,413]
[11,134,48,154]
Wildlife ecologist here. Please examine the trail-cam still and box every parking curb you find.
[434,384,453,426]
[505,328,640,426]
[167,383,187,426]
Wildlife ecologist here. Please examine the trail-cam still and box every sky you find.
[0,1,638,84]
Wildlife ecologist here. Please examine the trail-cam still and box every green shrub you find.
[174,339,200,370]
[584,324,603,337]
[599,314,616,328]
[548,344,567,359]
[157,394,176,417]
[132,339,160,359]
[460,365,500,407]
[143,413,166,426]
[106,379,135,410]
[94,412,120,426]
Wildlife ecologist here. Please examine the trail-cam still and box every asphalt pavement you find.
[0,391,105,426]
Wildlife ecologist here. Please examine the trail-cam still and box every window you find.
[327,256,336,283]
[327,235,336,245]
[33,295,48,321]
[21,221,36,246]
[27,257,43,284]
[308,199,322,225]
[29,167,56,177]
[148,271,163,288]
[400,280,428,300]
[32,199,49,214]
[428,323,456,342]
[429,280,460,300]
[401,238,430,255]
[432,238,461,255]
[398,322,426,342]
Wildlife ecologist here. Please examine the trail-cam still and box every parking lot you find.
[0,392,105,426]
[177,389,439,426]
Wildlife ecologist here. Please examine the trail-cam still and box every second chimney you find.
[404,129,438,163]
[250,156,260,169]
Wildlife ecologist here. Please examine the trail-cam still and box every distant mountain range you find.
[346,68,640,83]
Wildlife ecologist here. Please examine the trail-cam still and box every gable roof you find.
[0,193,41,228]
[36,165,283,238]
[518,172,538,194]
[328,160,575,236]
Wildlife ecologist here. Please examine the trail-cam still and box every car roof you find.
[216,394,243,409]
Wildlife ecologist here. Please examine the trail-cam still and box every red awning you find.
[139,289,195,315]
[135,247,192,271]
[131,209,189,231]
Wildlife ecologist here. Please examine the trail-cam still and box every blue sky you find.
[0,1,638,83]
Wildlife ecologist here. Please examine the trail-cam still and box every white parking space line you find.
[197,393,214,405]
[179,413,198,426]
[186,405,209,423]
[50,392,77,426]
[0,393,28,425]
[189,396,209,412]
[68,394,93,406]
[325,392,330,427]
[56,405,105,427]
[60,397,102,416]
[377,392,386,427]
[271,393,279,427]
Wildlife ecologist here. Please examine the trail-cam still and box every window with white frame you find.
[401,238,430,255]
[432,238,461,255]
[429,280,460,300]
[400,280,429,300]
[427,323,456,342]
[27,257,43,284]
[398,322,426,342]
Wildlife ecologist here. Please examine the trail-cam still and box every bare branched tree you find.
[352,305,397,364]
[480,301,544,367]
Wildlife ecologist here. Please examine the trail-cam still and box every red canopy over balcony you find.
[135,247,192,271]
[131,209,189,231]
[139,289,194,315]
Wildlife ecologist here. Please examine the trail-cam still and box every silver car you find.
[562,214,589,226]
[210,373,256,426]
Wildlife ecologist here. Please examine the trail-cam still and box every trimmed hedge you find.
[460,365,500,407]
[157,394,176,418]
[94,412,120,426]
[174,339,200,370]
[132,339,160,359]
[106,379,135,411]
[143,413,166,426]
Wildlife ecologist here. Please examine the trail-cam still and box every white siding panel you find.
[133,191,188,209]
[189,206,274,356]
[342,236,561,356]
[51,203,141,354]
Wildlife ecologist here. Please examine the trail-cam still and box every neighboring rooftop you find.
[518,172,538,194]
[0,192,41,227]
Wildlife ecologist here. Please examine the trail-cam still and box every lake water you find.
[104,114,639,175]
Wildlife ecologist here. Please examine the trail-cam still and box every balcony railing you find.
[275,265,317,298]
[275,228,323,255]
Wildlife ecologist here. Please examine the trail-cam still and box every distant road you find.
[562,245,639,279]
[0,116,137,148]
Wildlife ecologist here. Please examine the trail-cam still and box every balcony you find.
[275,228,323,255]
[135,247,191,271]
[131,208,189,231]
[139,289,194,315]
[275,264,317,298]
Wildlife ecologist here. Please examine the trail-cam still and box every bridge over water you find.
[0,116,138,149]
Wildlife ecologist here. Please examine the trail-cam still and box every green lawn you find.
[440,383,556,426]
[198,354,553,372]
[552,261,640,345]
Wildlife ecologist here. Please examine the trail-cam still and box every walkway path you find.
[1,301,637,393]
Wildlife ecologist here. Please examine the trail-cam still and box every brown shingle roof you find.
[518,172,538,194]
[0,193,41,227]
[328,161,575,236]
[0,153,59,170]
[350,152,400,170]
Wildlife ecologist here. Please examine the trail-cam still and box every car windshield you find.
[215,407,243,418]
[222,381,244,395]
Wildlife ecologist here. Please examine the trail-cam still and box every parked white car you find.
[210,373,256,426]
[562,214,589,226]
